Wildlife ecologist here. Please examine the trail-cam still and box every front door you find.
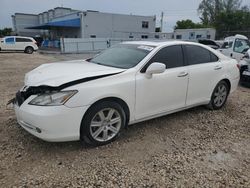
[2,37,16,50]
[135,45,189,120]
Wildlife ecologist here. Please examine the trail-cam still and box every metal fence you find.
[60,38,135,53]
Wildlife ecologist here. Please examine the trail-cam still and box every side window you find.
[148,45,184,69]
[16,38,32,42]
[221,41,233,49]
[16,38,23,42]
[185,45,213,65]
[5,37,15,44]
[233,39,250,54]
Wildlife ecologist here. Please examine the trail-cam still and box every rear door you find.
[184,45,223,106]
[15,37,26,50]
[219,40,234,57]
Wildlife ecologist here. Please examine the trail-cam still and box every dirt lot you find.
[0,52,250,187]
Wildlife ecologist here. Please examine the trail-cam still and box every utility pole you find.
[160,11,164,32]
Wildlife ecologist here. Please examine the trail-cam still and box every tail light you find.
[237,63,240,69]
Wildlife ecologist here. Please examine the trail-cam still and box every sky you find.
[0,0,249,32]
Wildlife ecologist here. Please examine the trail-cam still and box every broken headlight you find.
[29,90,78,106]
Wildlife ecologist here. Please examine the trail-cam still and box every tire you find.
[25,46,34,54]
[207,81,230,110]
[80,101,126,146]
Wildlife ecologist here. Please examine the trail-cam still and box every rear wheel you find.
[80,101,126,146]
[207,81,229,110]
[25,46,34,54]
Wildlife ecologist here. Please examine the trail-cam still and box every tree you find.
[198,0,242,25]
[197,0,249,38]
[0,28,12,37]
[215,9,250,38]
[174,19,207,30]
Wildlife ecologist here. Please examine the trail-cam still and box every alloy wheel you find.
[213,84,228,107]
[90,108,122,142]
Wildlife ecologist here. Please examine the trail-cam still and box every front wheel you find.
[80,101,126,146]
[207,81,229,110]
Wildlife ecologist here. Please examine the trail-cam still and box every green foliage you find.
[215,9,250,38]
[0,28,12,37]
[174,19,208,29]
[198,0,242,25]
[198,0,250,38]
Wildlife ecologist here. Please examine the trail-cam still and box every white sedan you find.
[12,41,240,146]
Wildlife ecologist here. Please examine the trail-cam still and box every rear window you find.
[16,38,32,42]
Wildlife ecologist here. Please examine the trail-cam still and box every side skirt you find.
[128,101,210,125]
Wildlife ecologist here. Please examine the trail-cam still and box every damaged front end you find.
[7,71,124,107]
[8,86,60,106]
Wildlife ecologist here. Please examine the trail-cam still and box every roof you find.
[175,28,216,31]
[2,36,34,39]
[225,34,248,41]
[13,13,38,16]
[123,40,229,60]
[26,18,80,29]
[123,40,192,47]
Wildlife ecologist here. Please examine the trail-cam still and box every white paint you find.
[14,40,240,142]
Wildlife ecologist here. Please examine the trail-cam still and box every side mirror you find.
[0,40,3,43]
[145,62,166,78]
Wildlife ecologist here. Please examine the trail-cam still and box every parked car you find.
[11,41,240,146]
[218,34,250,61]
[239,49,250,86]
[0,36,38,54]
[198,39,221,49]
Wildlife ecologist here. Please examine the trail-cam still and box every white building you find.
[12,7,78,37]
[12,7,156,40]
[173,28,216,41]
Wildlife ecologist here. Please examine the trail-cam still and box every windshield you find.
[90,44,154,69]
[233,39,250,54]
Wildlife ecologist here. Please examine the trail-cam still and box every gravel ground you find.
[0,52,250,187]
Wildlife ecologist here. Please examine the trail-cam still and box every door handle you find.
[178,72,188,77]
[214,65,222,70]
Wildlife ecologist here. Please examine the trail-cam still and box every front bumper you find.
[14,97,89,142]
[240,69,250,87]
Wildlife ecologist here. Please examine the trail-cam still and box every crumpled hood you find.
[25,60,124,87]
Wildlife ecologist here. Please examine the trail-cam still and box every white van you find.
[0,36,38,54]
[219,34,250,62]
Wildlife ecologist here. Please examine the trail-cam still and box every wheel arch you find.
[25,46,34,51]
[221,78,231,93]
[80,97,130,132]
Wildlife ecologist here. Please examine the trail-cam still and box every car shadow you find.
[0,51,25,54]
